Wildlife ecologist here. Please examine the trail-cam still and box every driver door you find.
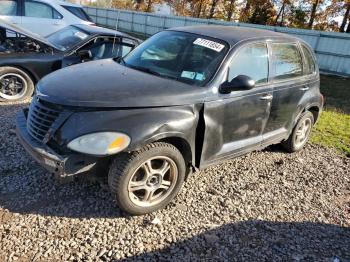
[200,42,273,168]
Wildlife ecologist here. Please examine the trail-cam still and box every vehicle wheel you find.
[0,67,34,102]
[281,111,314,153]
[108,142,186,215]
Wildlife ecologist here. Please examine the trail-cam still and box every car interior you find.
[80,37,134,61]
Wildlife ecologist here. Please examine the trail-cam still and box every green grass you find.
[310,110,350,156]
[309,75,350,156]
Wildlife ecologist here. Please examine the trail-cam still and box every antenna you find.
[112,11,120,55]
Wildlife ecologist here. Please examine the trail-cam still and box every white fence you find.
[84,6,350,77]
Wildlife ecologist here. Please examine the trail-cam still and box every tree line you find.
[88,0,350,32]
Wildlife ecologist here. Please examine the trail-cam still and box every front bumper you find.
[16,109,98,179]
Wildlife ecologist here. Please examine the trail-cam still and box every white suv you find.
[0,0,93,36]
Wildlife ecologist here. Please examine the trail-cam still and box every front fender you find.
[56,105,200,162]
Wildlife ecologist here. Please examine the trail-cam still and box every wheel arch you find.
[0,64,38,84]
[158,136,194,174]
[305,104,321,123]
[135,133,195,176]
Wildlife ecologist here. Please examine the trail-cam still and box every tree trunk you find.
[208,0,218,19]
[274,2,285,25]
[240,0,250,22]
[308,0,319,28]
[227,0,235,21]
[340,3,350,32]
[197,0,203,18]
[135,0,142,10]
[347,17,350,32]
[145,0,152,12]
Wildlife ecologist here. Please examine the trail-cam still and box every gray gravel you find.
[0,100,349,261]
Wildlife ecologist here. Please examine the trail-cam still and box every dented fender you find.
[56,104,203,165]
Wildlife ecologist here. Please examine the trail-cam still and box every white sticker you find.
[193,38,225,52]
[181,71,196,79]
[195,73,205,81]
[74,31,88,40]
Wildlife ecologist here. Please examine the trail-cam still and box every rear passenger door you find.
[0,0,22,25]
[21,0,64,36]
[262,41,306,145]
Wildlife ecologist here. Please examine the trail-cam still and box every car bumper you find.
[16,109,98,179]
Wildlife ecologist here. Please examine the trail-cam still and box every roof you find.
[73,24,134,39]
[38,0,83,7]
[170,25,296,46]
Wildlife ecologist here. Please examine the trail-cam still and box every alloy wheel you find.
[127,156,178,207]
[0,73,27,100]
[294,117,312,148]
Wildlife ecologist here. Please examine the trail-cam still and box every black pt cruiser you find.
[16,26,323,215]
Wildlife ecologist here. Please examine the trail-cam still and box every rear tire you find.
[0,66,34,102]
[108,142,186,215]
[281,111,314,153]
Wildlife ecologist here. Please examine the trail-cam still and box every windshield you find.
[46,26,90,51]
[123,31,229,86]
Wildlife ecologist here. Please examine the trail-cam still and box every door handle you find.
[300,86,310,91]
[260,94,273,100]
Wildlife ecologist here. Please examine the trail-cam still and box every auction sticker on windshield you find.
[74,31,88,40]
[193,38,225,52]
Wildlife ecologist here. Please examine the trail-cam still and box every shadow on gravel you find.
[121,220,350,261]
[0,172,127,218]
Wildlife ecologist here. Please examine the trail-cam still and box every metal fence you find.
[84,6,350,77]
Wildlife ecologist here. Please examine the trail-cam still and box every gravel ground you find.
[0,100,349,261]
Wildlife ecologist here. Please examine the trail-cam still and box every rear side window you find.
[271,43,303,80]
[25,1,62,19]
[228,42,269,84]
[0,0,18,15]
[301,44,316,75]
[62,5,92,22]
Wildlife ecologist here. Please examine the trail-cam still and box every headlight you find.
[67,132,131,156]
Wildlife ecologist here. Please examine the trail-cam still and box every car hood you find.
[37,59,207,108]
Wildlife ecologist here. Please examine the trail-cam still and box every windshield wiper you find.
[123,63,179,81]
[127,64,162,77]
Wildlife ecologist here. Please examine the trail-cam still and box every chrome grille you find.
[27,98,61,142]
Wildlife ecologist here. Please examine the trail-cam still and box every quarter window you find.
[61,5,92,22]
[0,0,18,15]
[271,43,303,80]
[301,44,316,75]
[228,43,268,85]
[25,1,62,19]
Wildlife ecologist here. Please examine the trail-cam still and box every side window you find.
[271,43,303,80]
[121,45,132,57]
[301,44,316,75]
[228,42,268,85]
[25,1,62,19]
[61,5,92,22]
[0,0,18,15]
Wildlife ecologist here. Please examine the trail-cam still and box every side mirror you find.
[77,50,92,61]
[219,75,255,94]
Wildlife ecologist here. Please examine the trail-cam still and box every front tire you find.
[0,66,34,102]
[281,111,314,153]
[108,142,186,215]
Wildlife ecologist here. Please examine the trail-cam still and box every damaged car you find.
[0,20,139,101]
[16,26,323,215]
